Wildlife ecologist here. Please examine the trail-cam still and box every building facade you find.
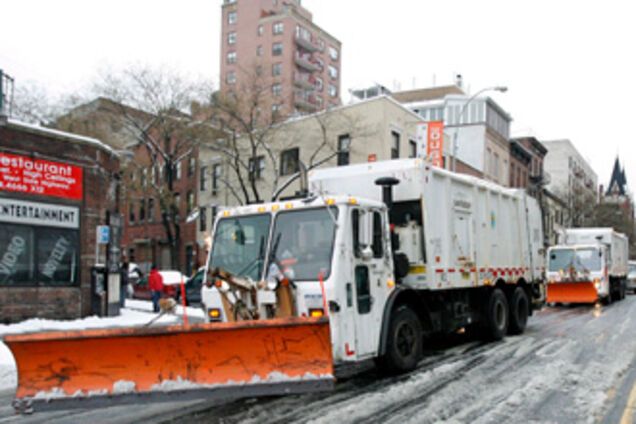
[196,95,423,250]
[392,85,513,187]
[542,139,598,227]
[0,119,119,322]
[220,0,341,118]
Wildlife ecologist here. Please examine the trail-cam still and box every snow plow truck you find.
[546,228,628,304]
[4,159,545,412]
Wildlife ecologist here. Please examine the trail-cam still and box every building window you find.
[139,199,146,221]
[272,83,282,96]
[129,202,135,224]
[329,46,339,61]
[256,45,263,56]
[315,77,323,92]
[272,103,282,118]
[409,139,417,158]
[257,25,263,36]
[272,63,282,76]
[337,134,350,166]
[173,193,181,219]
[280,148,299,176]
[174,160,182,180]
[226,71,236,84]
[328,65,338,79]
[328,84,337,98]
[316,57,324,71]
[273,22,284,34]
[228,11,237,25]
[227,31,236,45]
[249,155,266,180]
[212,164,221,196]
[200,166,207,191]
[187,191,194,214]
[272,42,283,56]
[493,153,500,179]
[318,38,325,50]
[200,207,207,232]
[391,131,400,159]
[0,224,80,286]
[226,51,237,64]
[188,157,196,177]
[147,198,154,222]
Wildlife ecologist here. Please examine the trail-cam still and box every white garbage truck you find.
[201,159,545,372]
[546,228,629,304]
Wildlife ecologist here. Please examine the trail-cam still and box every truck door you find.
[453,210,474,264]
[350,208,387,359]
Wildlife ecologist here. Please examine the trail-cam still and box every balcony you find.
[293,73,316,90]
[294,34,320,52]
[294,91,319,111]
[294,53,321,72]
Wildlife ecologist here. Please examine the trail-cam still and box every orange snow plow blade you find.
[5,317,333,412]
[546,282,598,304]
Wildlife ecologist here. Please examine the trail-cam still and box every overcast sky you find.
[2,0,634,189]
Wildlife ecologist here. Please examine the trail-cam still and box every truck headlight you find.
[593,278,601,290]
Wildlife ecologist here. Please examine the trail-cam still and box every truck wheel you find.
[377,306,422,374]
[508,287,529,335]
[483,288,509,341]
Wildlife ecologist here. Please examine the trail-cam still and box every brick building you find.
[220,0,341,118]
[0,118,119,323]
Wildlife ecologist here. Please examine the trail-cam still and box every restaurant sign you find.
[0,152,83,200]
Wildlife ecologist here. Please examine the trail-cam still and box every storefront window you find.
[0,224,79,287]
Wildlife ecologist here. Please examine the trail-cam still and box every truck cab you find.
[546,244,608,303]
[201,195,403,366]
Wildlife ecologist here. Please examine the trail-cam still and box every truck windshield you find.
[548,248,601,272]
[210,214,271,281]
[267,207,339,281]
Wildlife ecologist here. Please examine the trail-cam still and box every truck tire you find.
[508,287,529,335]
[377,306,422,374]
[482,288,509,341]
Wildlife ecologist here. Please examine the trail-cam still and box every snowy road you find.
[3,297,636,423]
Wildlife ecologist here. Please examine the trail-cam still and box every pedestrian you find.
[120,258,130,308]
[148,264,164,313]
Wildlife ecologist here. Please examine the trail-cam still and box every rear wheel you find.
[508,287,529,335]
[482,288,509,341]
[377,306,422,374]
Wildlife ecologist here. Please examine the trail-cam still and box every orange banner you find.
[426,121,444,167]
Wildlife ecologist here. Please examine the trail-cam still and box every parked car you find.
[175,268,205,306]
[627,261,636,294]
[132,270,187,300]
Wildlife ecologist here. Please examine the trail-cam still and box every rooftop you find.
[391,85,465,104]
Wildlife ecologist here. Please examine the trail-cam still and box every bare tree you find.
[94,65,211,270]
[554,181,597,228]
[10,80,83,125]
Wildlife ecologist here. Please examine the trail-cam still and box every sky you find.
[2,0,635,190]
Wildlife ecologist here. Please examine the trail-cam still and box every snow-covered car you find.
[132,270,188,300]
[627,261,636,293]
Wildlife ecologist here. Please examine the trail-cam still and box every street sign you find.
[96,225,110,245]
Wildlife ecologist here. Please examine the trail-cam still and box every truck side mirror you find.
[359,211,373,260]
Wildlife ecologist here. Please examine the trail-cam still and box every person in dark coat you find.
[120,258,129,308]
[148,264,164,313]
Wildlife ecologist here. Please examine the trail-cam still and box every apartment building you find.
[393,85,513,187]
[220,0,341,118]
[542,139,598,226]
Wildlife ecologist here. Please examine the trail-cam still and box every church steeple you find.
[606,156,626,196]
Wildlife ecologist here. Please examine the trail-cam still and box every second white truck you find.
[546,228,629,304]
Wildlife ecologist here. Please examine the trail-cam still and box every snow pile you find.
[125,299,205,319]
[0,306,182,392]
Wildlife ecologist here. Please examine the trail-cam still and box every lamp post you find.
[451,86,507,172]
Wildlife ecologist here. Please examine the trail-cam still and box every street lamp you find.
[451,86,508,172]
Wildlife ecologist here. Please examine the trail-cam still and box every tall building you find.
[392,84,513,187]
[220,0,341,119]
[542,139,598,227]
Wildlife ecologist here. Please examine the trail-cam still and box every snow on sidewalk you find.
[0,302,200,392]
